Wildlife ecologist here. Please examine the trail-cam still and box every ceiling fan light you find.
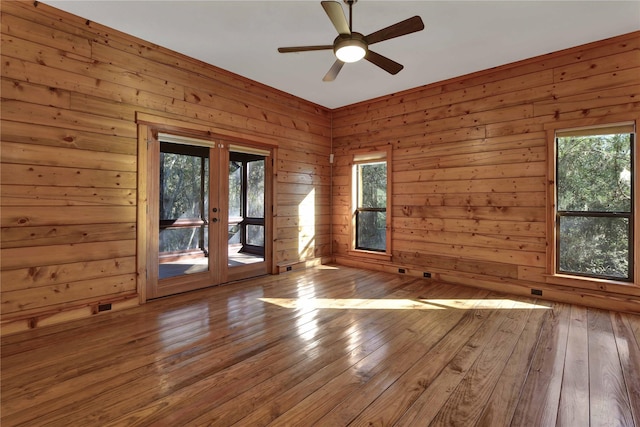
[336,44,366,63]
[334,36,367,63]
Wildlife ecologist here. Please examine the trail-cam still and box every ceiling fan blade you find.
[365,50,403,75]
[365,16,424,45]
[278,45,334,53]
[322,59,345,82]
[321,1,351,35]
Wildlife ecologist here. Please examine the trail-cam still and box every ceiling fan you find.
[278,0,425,82]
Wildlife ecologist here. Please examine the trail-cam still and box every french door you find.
[145,132,271,299]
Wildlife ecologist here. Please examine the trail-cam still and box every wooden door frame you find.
[136,112,278,303]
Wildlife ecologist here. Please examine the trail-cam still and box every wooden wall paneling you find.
[4,1,330,124]
[333,31,640,313]
[533,84,640,117]
[330,32,640,123]
[1,223,136,249]
[2,274,137,314]
[1,78,71,109]
[0,163,136,189]
[0,120,137,155]
[0,141,136,172]
[1,257,137,293]
[0,10,92,57]
[0,185,135,207]
[392,191,546,210]
[393,217,545,238]
[331,69,554,129]
[0,0,331,332]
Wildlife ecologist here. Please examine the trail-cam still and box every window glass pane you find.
[559,216,630,279]
[160,153,207,220]
[247,160,265,218]
[247,224,265,247]
[557,133,631,212]
[228,161,242,218]
[358,162,386,209]
[356,211,386,251]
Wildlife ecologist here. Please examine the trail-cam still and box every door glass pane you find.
[158,145,209,279]
[228,154,265,267]
[247,160,265,218]
[229,161,242,218]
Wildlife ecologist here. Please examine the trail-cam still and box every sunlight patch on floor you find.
[259,298,550,310]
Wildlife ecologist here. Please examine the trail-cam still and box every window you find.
[351,148,392,257]
[554,123,634,282]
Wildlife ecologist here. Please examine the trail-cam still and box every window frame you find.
[348,146,392,261]
[546,116,638,289]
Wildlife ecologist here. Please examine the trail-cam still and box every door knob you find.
[212,218,218,223]
[212,208,218,213]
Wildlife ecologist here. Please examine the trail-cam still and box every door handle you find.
[212,208,218,213]
[212,218,218,223]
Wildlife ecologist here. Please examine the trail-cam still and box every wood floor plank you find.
[393,296,522,426]
[628,312,640,346]
[474,298,551,426]
[506,302,572,426]
[588,308,635,426]
[556,304,590,427]
[233,283,477,426]
[408,295,538,426]
[5,272,414,425]
[611,312,640,426]
[107,279,435,426]
[2,288,330,418]
[316,289,493,427]
[344,288,494,426]
[270,289,482,425]
[1,265,638,426]
[2,269,393,408]
[194,309,407,426]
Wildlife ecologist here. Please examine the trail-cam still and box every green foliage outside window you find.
[556,132,633,280]
[159,151,209,253]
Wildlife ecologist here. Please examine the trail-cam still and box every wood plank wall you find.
[331,31,640,311]
[0,1,332,333]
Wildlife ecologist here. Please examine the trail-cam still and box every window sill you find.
[544,273,639,295]
[347,249,392,262]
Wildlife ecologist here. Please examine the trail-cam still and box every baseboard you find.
[334,255,640,314]
[0,294,140,337]
[276,256,335,273]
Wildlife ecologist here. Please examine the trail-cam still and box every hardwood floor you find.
[2,265,639,426]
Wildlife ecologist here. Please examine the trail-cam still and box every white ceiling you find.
[45,1,640,109]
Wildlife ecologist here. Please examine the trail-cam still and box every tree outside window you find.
[556,125,634,281]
